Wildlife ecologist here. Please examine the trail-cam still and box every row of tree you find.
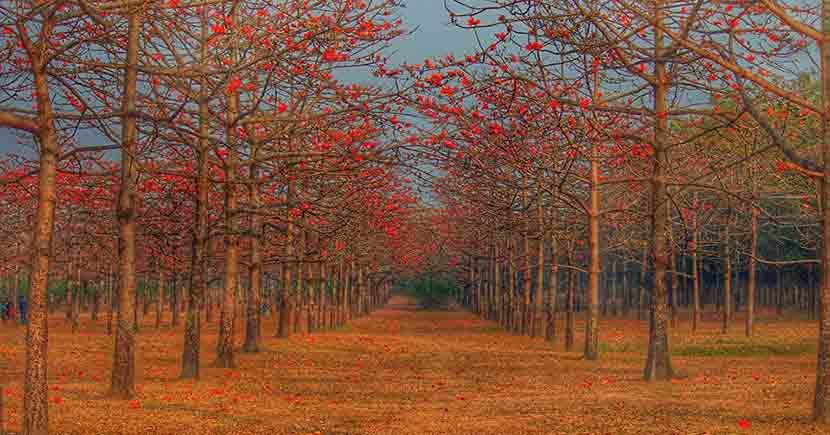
[0,1,428,435]
[410,0,830,424]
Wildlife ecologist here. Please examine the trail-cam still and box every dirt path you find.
[0,295,825,434]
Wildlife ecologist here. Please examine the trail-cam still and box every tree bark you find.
[110,11,141,400]
[746,205,758,337]
[565,248,575,351]
[584,141,600,360]
[722,208,732,334]
[214,2,242,369]
[692,197,701,333]
[156,264,163,330]
[546,234,558,343]
[644,1,674,381]
[813,0,830,421]
[181,7,210,380]
[243,142,262,352]
[23,27,61,435]
[278,194,294,338]
[534,186,546,338]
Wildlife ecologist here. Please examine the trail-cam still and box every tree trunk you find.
[71,284,80,334]
[722,211,732,334]
[243,144,262,353]
[171,274,180,328]
[584,141,600,361]
[746,206,758,337]
[521,179,532,335]
[215,124,239,368]
[670,236,679,328]
[181,6,210,381]
[565,248,575,351]
[639,243,647,321]
[23,32,62,435]
[692,202,701,333]
[534,188,545,338]
[278,199,294,338]
[813,1,830,421]
[107,265,115,335]
[156,265,163,330]
[111,12,141,400]
[546,234,557,343]
[643,2,674,381]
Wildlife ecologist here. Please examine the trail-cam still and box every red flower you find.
[526,41,543,51]
[467,17,480,26]
[226,77,242,94]
[427,73,443,87]
[440,85,456,97]
[322,47,342,62]
[579,98,591,110]
[738,419,750,430]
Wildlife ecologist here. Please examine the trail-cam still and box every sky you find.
[0,1,477,157]
[389,1,480,65]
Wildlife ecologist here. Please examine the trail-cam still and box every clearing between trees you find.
[0,296,824,435]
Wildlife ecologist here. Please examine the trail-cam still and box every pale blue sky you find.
[392,1,479,64]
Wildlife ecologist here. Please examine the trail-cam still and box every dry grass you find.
[0,297,826,435]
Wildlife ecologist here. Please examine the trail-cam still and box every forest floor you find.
[0,296,826,435]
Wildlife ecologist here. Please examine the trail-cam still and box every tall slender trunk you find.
[746,206,758,337]
[692,198,701,333]
[521,179,532,335]
[171,274,180,328]
[214,133,239,368]
[585,141,600,360]
[670,234,679,328]
[295,232,306,333]
[243,141,262,352]
[546,233,558,342]
[813,0,830,421]
[155,264,163,330]
[472,255,478,313]
[111,12,141,400]
[12,242,20,324]
[23,25,61,435]
[181,7,210,380]
[508,238,516,332]
[71,254,80,333]
[318,261,327,330]
[278,188,294,338]
[534,187,545,338]
[638,243,647,321]
[71,283,80,333]
[722,210,732,334]
[358,266,366,317]
[214,2,241,369]
[644,1,674,381]
[339,259,347,326]
[494,242,501,324]
[107,264,114,335]
[565,247,575,351]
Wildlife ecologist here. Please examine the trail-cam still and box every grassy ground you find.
[0,296,826,434]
